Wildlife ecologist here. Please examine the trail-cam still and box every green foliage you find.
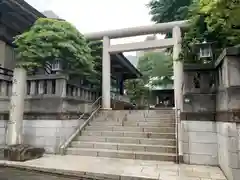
[148,0,192,23]
[14,18,94,75]
[87,40,102,88]
[148,0,240,63]
[138,52,173,87]
[181,0,240,62]
[199,0,240,46]
[125,78,149,104]
[125,52,173,103]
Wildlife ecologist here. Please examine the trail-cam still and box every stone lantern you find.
[193,40,214,63]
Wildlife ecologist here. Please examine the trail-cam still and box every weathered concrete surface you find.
[0,155,227,180]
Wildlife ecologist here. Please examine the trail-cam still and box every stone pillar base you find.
[4,144,45,162]
[101,108,112,110]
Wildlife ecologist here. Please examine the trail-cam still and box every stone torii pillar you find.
[102,36,111,109]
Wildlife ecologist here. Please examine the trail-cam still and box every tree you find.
[148,0,240,63]
[125,78,149,105]
[14,18,94,75]
[7,18,94,145]
[181,0,240,62]
[125,51,173,104]
[138,52,173,87]
[148,0,192,23]
[87,40,102,89]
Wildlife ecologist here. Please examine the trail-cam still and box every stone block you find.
[71,141,94,148]
[228,137,238,152]
[183,153,190,164]
[102,131,124,137]
[186,121,216,132]
[116,152,136,159]
[144,127,175,133]
[0,135,5,144]
[0,127,6,136]
[44,137,59,146]
[113,126,142,132]
[189,143,218,156]
[118,144,145,152]
[35,127,57,137]
[140,139,175,146]
[97,150,118,158]
[182,131,189,143]
[107,137,139,144]
[23,120,62,128]
[67,148,98,156]
[85,126,113,131]
[188,132,217,144]
[189,154,218,165]
[217,122,237,137]
[23,135,46,146]
[94,143,117,150]
[232,168,240,180]
[0,120,6,128]
[77,136,106,142]
[61,120,80,128]
[123,132,145,138]
[183,142,189,154]
[135,153,175,161]
[82,131,102,136]
[228,152,239,169]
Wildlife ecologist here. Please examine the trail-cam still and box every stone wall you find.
[180,120,240,180]
[0,119,84,153]
[217,122,240,180]
[181,121,218,165]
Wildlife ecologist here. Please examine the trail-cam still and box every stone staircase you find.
[66,109,177,161]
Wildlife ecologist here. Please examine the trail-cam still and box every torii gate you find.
[84,20,189,111]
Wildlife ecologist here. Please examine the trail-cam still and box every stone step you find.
[85,126,175,133]
[92,119,175,124]
[81,131,175,139]
[89,121,175,127]
[70,141,176,153]
[129,118,175,121]
[76,136,176,146]
[127,115,175,120]
[66,148,176,161]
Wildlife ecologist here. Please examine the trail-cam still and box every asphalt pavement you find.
[0,167,89,180]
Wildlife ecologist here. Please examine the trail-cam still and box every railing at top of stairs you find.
[59,96,102,155]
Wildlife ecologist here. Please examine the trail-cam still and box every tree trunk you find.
[6,68,26,145]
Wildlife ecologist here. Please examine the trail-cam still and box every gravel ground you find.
[0,167,89,180]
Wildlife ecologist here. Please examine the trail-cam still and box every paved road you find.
[0,167,89,180]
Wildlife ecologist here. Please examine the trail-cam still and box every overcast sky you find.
[25,0,159,55]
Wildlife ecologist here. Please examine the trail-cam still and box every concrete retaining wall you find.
[181,120,240,180]
[0,119,84,153]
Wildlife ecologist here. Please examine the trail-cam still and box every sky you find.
[25,0,161,56]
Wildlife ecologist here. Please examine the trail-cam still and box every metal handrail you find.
[59,97,102,154]
[175,108,181,164]
[91,96,102,108]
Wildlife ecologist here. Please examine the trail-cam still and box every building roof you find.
[0,0,45,44]
[111,53,142,80]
